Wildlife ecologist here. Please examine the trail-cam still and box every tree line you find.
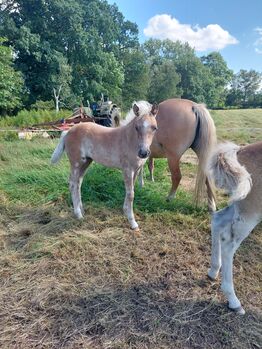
[0,0,261,115]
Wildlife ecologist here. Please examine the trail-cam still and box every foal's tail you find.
[207,142,252,203]
[51,131,68,164]
[191,104,217,205]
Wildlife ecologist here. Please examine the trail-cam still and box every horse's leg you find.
[208,207,234,280]
[69,158,92,219]
[123,169,138,230]
[218,208,256,314]
[148,157,155,182]
[138,166,144,187]
[166,154,181,201]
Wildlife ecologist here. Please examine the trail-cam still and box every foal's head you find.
[132,102,158,159]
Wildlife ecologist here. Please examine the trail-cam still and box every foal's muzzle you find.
[138,149,150,159]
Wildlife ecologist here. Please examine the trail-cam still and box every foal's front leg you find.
[123,169,138,230]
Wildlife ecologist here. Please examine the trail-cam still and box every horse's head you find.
[132,102,158,159]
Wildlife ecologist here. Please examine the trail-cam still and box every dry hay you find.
[0,203,261,349]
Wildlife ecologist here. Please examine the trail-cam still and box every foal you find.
[207,141,262,314]
[51,101,158,230]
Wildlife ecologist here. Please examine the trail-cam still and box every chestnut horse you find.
[207,141,262,314]
[51,101,158,230]
[139,98,217,211]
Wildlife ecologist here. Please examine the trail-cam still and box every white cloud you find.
[254,27,262,54]
[143,14,238,51]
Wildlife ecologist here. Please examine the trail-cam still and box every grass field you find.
[0,109,261,348]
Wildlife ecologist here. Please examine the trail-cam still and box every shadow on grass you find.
[80,164,205,216]
[29,281,262,349]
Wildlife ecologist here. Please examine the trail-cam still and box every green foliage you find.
[147,60,181,103]
[0,109,70,127]
[0,37,24,114]
[0,0,138,109]
[201,52,233,108]
[121,49,150,109]
[227,69,262,107]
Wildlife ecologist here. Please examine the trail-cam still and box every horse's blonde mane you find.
[121,101,152,126]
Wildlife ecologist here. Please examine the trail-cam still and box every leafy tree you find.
[147,60,181,103]
[201,52,233,108]
[0,38,24,115]
[121,49,150,109]
[0,0,138,107]
[227,69,262,107]
[143,39,214,105]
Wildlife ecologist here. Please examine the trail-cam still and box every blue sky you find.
[108,0,262,72]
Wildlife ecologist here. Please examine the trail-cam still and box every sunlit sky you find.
[108,0,262,72]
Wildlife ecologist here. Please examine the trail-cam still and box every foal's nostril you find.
[138,149,149,158]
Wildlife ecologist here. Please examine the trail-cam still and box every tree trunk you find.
[53,85,62,113]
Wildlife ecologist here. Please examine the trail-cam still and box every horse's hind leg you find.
[148,157,155,182]
[69,158,92,218]
[209,205,256,314]
[166,154,181,201]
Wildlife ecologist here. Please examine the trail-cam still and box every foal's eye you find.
[151,126,157,131]
[135,126,139,132]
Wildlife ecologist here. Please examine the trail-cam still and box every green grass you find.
[211,108,262,143]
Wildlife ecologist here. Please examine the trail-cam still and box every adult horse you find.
[51,101,158,230]
[139,98,217,211]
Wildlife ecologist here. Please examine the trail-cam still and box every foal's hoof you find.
[207,269,218,281]
[227,304,245,315]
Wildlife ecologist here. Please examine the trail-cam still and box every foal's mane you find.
[120,101,152,126]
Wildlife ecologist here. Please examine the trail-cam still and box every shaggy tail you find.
[50,131,68,164]
[192,104,217,204]
[207,142,252,203]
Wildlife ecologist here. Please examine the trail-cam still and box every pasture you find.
[0,109,261,349]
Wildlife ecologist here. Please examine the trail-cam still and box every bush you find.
[0,130,19,141]
[30,100,55,110]
[0,109,71,128]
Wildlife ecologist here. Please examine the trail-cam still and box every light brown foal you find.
[51,101,158,230]
[139,98,217,211]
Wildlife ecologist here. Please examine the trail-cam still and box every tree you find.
[227,69,262,107]
[0,0,138,107]
[143,39,214,105]
[201,52,233,108]
[147,60,181,103]
[121,49,150,109]
[0,38,24,115]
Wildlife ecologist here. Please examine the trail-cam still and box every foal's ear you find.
[133,103,140,117]
[151,103,159,117]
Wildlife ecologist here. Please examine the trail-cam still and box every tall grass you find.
[0,109,71,128]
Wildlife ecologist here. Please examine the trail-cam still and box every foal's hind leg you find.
[69,158,92,219]
[166,154,181,201]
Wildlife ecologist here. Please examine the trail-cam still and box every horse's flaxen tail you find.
[50,131,68,164]
[191,104,217,205]
[207,142,252,203]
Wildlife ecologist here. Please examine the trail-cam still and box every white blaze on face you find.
[143,120,150,129]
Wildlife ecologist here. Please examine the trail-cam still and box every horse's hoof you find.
[207,269,218,281]
[227,304,245,315]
